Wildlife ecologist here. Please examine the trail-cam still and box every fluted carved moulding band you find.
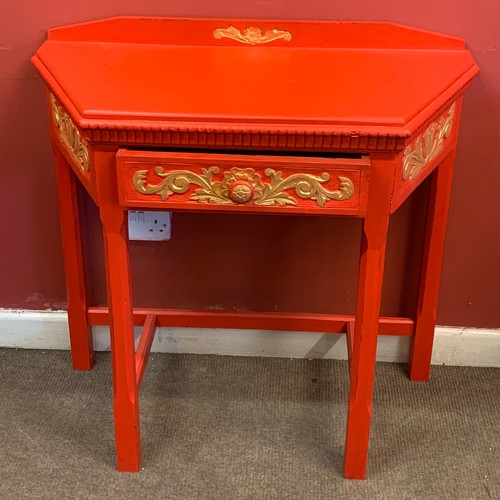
[403,103,455,181]
[213,26,292,45]
[132,166,354,207]
[50,94,90,172]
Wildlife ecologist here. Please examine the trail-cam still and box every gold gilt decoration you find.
[213,26,292,45]
[403,103,456,181]
[50,94,89,172]
[132,167,354,207]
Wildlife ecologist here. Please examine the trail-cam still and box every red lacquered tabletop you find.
[33,17,478,137]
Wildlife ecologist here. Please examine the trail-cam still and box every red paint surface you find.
[36,20,475,129]
[1,1,499,327]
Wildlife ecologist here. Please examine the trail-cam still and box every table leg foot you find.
[69,331,94,371]
[344,398,371,479]
[114,396,142,472]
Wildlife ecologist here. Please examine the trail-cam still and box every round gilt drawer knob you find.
[228,180,254,204]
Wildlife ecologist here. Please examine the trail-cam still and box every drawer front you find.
[116,150,369,216]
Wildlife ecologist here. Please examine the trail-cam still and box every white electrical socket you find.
[128,210,171,241]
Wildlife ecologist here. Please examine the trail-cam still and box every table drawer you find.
[116,150,369,216]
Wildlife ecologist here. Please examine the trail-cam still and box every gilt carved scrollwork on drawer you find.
[116,151,370,216]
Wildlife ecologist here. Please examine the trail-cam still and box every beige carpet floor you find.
[0,348,499,499]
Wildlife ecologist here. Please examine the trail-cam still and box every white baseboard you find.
[0,309,499,367]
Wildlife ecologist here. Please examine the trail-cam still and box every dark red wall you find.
[1,1,499,327]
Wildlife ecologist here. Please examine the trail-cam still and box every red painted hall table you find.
[32,17,478,478]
